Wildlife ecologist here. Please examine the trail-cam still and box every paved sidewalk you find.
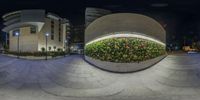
[1,54,68,60]
[0,54,200,100]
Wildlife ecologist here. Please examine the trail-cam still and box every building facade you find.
[71,25,85,43]
[85,7,111,27]
[2,9,71,52]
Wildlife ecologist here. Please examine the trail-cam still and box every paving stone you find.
[1,54,200,100]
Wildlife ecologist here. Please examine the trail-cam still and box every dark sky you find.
[1,0,200,43]
[1,0,200,46]
[0,0,85,25]
[1,0,200,25]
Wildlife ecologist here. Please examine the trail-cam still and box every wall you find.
[9,27,38,52]
[9,18,66,52]
[85,13,166,44]
[85,7,111,27]
[38,18,65,51]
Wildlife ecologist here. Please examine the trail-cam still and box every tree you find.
[48,46,51,51]
[41,47,45,52]
[53,46,56,51]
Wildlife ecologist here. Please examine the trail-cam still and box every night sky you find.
[0,0,200,25]
[1,0,200,46]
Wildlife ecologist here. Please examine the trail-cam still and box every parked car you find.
[183,46,198,52]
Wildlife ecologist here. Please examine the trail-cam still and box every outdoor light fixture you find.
[86,32,165,46]
[64,40,68,57]
[15,32,20,59]
[15,32,19,36]
[45,32,49,37]
[45,32,49,60]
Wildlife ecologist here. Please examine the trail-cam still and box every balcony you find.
[3,18,21,26]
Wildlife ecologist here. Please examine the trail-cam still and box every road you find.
[0,54,200,100]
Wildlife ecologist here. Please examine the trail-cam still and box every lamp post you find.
[67,36,70,55]
[64,40,67,57]
[15,32,20,59]
[45,33,49,60]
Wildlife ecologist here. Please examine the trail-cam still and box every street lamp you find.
[64,40,67,57]
[67,36,70,54]
[45,33,49,60]
[15,32,20,59]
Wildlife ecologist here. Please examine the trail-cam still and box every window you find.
[59,30,61,42]
[51,20,54,40]
[51,20,54,24]
[12,29,20,37]
[58,20,61,42]
[30,26,36,34]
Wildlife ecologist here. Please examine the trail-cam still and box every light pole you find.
[67,37,70,55]
[15,32,20,59]
[64,40,67,57]
[45,33,49,60]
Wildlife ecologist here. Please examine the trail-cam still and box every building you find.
[71,25,85,43]
[2,9,71,52]
[85,7,111,27]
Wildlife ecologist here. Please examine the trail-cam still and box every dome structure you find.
[85,13,166,43]
[85,13,167,72]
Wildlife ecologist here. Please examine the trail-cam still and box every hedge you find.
[85,37,166,63]
[4,51,66,57]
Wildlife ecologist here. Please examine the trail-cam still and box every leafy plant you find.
[57,48,63,52]
[49,46,52,51]
[41,47,45,52]
[85,37,166,63]
[4,51,66,57]
[53,46,56,51]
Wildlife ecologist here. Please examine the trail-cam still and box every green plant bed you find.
[4,51,67,57]
[85,37,166,63]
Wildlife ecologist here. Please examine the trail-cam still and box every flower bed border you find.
[85,55,167,73]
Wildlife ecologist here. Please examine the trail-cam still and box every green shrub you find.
[53,46,56,51]
[4,51,66,57]
[85,37,166,63]
[52,51,65,57]
[49,47,52,51]
[57,48,63,52]
[41,47,45,52]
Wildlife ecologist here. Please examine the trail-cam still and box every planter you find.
[85,55,166,72]
[84,35,166,72]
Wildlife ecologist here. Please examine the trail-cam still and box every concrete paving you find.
[0,54,200,100]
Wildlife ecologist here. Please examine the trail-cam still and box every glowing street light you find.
[64,40,68,57]
[45,32,49,60]
[15,32,20,59]
[86,32,165,46]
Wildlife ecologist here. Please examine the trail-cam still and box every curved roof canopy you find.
[85,13,166,44]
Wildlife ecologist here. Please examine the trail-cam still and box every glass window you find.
[51,20,54,40]
[51,20,54,24]
[59,22,61,42]
[30,26,36,34]
[59,32,61,42]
